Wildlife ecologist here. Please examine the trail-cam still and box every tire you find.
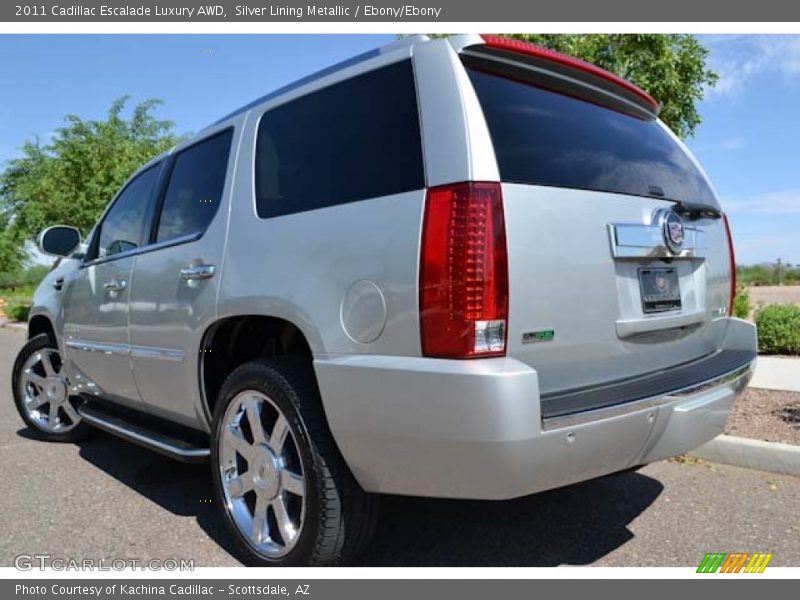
[211,357,378,566]
[12,333,94,443]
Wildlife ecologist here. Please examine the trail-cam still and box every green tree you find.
[451,34,717,138]
[0,207,26,273]
[0,97,183,274]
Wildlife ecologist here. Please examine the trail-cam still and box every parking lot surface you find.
[1,326,798,567]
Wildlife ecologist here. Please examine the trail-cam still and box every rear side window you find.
[255,60,424,218]
[156,129,233,243]
[466,67,716,205]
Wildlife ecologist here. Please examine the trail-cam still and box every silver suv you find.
[12,35,757,566]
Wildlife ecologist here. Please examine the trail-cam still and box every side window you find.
[255,59,424,218]
[93,164,160,260]
[155,129,233,243]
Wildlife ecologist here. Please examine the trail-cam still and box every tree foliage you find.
[494,34,717,139]
[0,97,182,274]
[0,206,26,273]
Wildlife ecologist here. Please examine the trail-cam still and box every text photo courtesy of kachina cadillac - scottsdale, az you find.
[0,33,798,569]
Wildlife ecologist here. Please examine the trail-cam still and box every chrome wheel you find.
[219,390,306,558]
[19,348,81,433]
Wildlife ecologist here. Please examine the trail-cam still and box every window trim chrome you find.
[80,231,203,269]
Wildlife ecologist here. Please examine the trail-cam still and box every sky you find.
[0,33,798,265]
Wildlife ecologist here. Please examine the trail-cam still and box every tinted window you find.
[255,60,424,218]
[467,67,716,205]
[95,165,159,259]
[156,129,233,243]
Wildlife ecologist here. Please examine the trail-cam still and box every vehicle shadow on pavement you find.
[357,470,664,566]
[58,429,662,567]
[69,431,241,560]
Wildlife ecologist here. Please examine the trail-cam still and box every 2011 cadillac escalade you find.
[12,34,757,566]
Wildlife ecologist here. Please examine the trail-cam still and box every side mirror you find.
[37,226,81,258]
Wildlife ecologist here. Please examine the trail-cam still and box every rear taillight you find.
[723,213,737,316]
[420,182,509,358]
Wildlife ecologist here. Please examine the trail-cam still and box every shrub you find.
[0,266,47,321]
[0,264,49,290]
[4,297,31,322]
[785,269,800,285]
[732,287,750,319]
[737,264,774,286]
[756,304,800,355]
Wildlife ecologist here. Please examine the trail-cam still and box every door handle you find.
[52,277,65,291]
[103,278,127,299]
[103,279,127,292]
[180,264,215,281]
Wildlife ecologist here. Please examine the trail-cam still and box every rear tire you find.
[210,357,378,566]
[12,333,93,443]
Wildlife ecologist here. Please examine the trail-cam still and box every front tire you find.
[12,333,93,442]
[211,358,378,566]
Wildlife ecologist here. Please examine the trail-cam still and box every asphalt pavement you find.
[1,326,798,567]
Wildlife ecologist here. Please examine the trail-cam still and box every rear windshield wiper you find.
[672,200,722,220]
[647,185,721,219]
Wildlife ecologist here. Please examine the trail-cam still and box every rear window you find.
[466,67,716,205]
[255,60,424,219]
[156,129,233,243]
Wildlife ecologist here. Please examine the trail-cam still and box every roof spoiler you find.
[450,34,661,121]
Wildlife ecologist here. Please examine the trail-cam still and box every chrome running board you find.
[78,402,210,463]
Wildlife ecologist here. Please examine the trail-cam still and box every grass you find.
[0,265,49,322]
[738,264,800,287]
[0,283,38,298]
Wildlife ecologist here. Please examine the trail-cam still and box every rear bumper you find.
[314,318,757,500]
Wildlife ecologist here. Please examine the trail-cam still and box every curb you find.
[689,435,800,477]
[749,355,800,393]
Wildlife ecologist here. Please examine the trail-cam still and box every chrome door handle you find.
[180,264,215,281]
[103,279,127,292]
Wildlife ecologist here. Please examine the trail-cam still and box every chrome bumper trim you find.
[542,360,754,431]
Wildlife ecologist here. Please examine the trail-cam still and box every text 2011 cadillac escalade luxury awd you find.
[12,35,757,566]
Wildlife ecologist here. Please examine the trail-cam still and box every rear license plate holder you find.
[639,267,681,313]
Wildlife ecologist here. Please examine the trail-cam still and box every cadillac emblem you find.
[662,210,684,254]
